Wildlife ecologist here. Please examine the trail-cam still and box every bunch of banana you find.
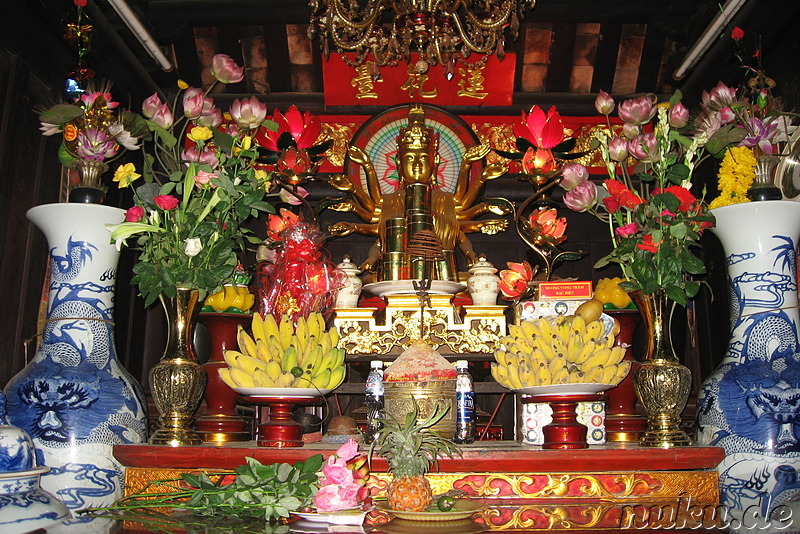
[491,313,632,390]
[219,312,346,391]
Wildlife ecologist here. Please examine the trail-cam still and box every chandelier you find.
[308,0,537,78]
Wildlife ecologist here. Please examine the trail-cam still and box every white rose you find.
[184,238,203,257]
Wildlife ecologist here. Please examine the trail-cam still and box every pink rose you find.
[211,54,244,84]
[560,163,588,191]
[154,195,179,210]
[615,222,639,237]
[563,180,598,212]
[125,206,145,222]
[594,89,615,115]
[335,438,359,462]
[142,93,162,119]
[313,484,360,513]
[194,170,218,188]
[320,457,355,486]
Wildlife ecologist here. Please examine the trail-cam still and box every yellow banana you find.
[276,373,295,387]
[307,345,326,376]
[607,346,627,367]
[565,332,584,364]
[295,316,308,345]
[232,354,265,375]
[282,344,298,373]
[547,354,568,377]
[552,366,570,384]
[581,347,613,371]
[520,320,540,344]
[255,339,273,363]
[536,336,557,362]
[574,340,598,366]
[309,369,331,389]
[223,349,243,368]
[527,347,549,370]
[551,335,569,360]
[600,333,616,350]
[267,336,284,362]
[328,324,340,348]
[583,320,605,343]
[218,367,237,389]
[307,312,322,340]
[491,363,511,389]
[555,315,571,344]
[611,361,633,385]
[319,332,331,355]
[330,348,346,371]
[583,367,605,383]
[229,367,255,388]
[263,313,280,340]
[327,366,346,390]
[265,361,282,382]
[237,325,258,357]
[515,337,534,357]
[508,324,525,341]
[568,369,586,383]
[517,361,533,388]
[279,317,294,351]
[601,364,619,384]
[315,347,339,376]
[570,314,586,337]
[537,317,556,342]
[506,363,524,390]
[253,368,275,388]
[536,362,552,386]
[251,313,267,344]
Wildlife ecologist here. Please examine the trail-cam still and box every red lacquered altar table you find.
[114,441,725,531]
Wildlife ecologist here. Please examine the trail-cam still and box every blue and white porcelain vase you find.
[697,200,800,532]
[4,204,147,517]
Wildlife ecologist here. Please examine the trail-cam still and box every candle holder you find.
[524,393,606,449]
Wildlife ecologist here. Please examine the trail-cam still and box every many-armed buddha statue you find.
[327,104,509,284]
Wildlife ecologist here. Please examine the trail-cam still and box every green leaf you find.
[665,285,687,307]
[39,103,84,125]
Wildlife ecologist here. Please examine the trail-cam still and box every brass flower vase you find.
[630,290,692,448]
[149,286,208,445]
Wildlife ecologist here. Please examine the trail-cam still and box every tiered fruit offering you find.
[219,312,346,391]
[491,312,631,389]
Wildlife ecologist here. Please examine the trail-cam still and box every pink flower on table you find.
[615,222,639,237]
[617,95,657,125]
[313,483,360,512]
[560,162,588,190]
[628,133,660,163]
[154,195,179,210]
[668,102,689,128]
[335,438,359,462]
[595,89,615,115]
[279,185,308,205]
[142,93,162,119]
[125,206,145,222]
[513,105,566,149]
[210,54,244,84]
[563,180,598,212]
[230,96,268,130]
[152,103,174,129]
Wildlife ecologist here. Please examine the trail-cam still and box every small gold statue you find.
[327,104,509,283]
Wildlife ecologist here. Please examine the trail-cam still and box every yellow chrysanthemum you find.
[712,146,757,207]
[113,163,141,188]
[187,126,213,142]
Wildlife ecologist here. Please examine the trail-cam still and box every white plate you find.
[293,509,366,525]
[363,280,466,297]
[233,387,332,398]
[516,383,615,397]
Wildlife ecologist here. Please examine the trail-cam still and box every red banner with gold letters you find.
[322,53,516,107]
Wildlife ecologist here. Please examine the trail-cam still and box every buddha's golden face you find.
[398,146,437,184]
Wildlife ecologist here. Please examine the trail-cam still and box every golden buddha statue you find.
[328,104,509,283]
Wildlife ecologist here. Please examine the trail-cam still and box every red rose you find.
[154,195,179,210]
[637,234,661,253]
[656,185,697,212]
[125,206,145,222]
[731,27,744,40]
[604,179,644,209]
[602,195,622,214]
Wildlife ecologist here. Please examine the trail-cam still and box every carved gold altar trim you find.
[334,295,507,354]
[367,471,718,503]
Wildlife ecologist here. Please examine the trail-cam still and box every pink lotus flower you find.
[125,206,145,222]
[563,180,598,212]
[142,93,162,119]
[230,96,268,130]
[608,136,629,162]
[210,54,244,84]
[183,88,216,120]
[701,82,737,112]
[261,106,322,151]
[152,103,174,129]
[279,185,309,206]
[617,95,657,125]
[76,128,118,161]
[595,90,615,115]
[560,163,588,190]
[154,195,179,210]
[621,123,640,140]
[739,117,779,154]
[513,105,566,149]
[668,102,689,128]
[197,108,223,128]
[81,91,118,110]
[628,133,660,163]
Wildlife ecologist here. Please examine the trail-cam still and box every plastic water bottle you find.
[364,360,384,444]
[454,360,476,444]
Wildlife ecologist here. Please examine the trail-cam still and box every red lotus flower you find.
[260,105,321,152]
[521,148,557,174]
[499,261,534,300]
[266,208,301,241]
[276,147,312,184]
[513,105,566,149]
[529,207,567,245]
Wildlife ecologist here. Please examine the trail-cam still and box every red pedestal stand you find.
[196,313,252,443]
[526,394,606,449]
[242,396,323,447]
[604,309,647,442]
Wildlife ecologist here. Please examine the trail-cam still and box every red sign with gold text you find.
[322,53,515,107]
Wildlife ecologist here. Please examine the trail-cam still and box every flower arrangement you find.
[313,438,371,512]
[39,85,147,195]
[107,54,278,306]
[557,91,715,306]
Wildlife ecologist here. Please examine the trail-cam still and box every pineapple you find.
[369,401,459,512]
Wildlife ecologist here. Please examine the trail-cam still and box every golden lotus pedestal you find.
[333,294,507,355]
[114,442,725,531]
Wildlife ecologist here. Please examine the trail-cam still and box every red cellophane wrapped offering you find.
[384,340,457,382]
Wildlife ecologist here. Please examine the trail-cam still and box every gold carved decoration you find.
[319,123,358,168]
[334,294,507,354]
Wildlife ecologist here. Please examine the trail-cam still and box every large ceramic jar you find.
[4,204,147,516]
[696,201,800,532]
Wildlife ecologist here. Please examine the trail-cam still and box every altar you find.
[114,442,725,531]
